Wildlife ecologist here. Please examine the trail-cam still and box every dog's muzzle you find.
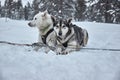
[58,31,62,36]
[28,22,32,26]
[28,22,35,27]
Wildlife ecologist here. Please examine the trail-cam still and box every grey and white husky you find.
[54,19,88,54]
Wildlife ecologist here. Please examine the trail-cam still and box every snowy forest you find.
[0,0,120,24]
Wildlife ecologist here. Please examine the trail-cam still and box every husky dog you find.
[28,10,57,52]
[54,19,88,54]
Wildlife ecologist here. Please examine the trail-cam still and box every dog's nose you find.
[28,22,31,26]
[59,31,62,36]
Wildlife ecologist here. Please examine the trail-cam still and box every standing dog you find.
[28,10,57,52]
[54,19,88,54]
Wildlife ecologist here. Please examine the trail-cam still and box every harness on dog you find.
[41,28,54,44]
[57,34,74,48]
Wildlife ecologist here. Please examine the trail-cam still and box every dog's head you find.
[54,18,72,38]
[28,10,55,29]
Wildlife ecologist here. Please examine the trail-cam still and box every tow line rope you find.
[0,41,120,52]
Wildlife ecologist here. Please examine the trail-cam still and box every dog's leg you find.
[45,47,51,53]
[62,48,70,54]
[55,47,74,55]
[33,33,44,51]
[54,44,66,55]
[61,48,68,55]
[55,41,78,55]
[65,41,81,53]
[56,47,63,55]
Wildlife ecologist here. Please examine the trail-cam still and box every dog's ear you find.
[51,16,55,23]
[67,18,72,24]
[42,10,48,17]
[64,18,72,27]
[51,16,57,26]
[44,10,48,13]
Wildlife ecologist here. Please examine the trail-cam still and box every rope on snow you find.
[0,41,32,46]
[81,47,120,51]
[0,41,120,52]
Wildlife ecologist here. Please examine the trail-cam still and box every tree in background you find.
[16,0,24,19]
[0,1,1,17]
[25,2,34,20]
[112,0,120,24]
[24,5,28,20]
[4,0,14,18]
[3,0,24,20]
[75,0,86,21]
[86,0,120,23]
[40,0,75,19]
[85,0,96,22]
[32,0,41,15]
[0,0,120,24]
[62,0,75,19]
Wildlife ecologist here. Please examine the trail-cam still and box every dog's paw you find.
[55,47,61,54]
[61,51,68,55]
[56,51,68,55]
[55,47,69,55]
[44,47,50,54]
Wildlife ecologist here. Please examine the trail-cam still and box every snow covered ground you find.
[0,18,120,80]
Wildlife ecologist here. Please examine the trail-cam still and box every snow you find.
[86,0,99,7]
[107,10,115,15]
[0,18,120,80]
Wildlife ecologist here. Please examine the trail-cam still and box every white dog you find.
[28,10,57,52]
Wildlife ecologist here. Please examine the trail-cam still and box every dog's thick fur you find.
[54,19,88,54]
[28,11,56,52]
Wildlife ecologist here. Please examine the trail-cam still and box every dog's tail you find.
[82,29,89,46]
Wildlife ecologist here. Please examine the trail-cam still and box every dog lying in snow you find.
[28,10,57,53]
[54,19,89,54]
[28,11,88,54]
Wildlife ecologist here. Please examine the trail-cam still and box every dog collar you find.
[41,28,54,44]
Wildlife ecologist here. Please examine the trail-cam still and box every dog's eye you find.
[56,25,59,28]
[55,26,59,29]
[63,26,65,27]
[35,18,37,20]
[63,26,66,29]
